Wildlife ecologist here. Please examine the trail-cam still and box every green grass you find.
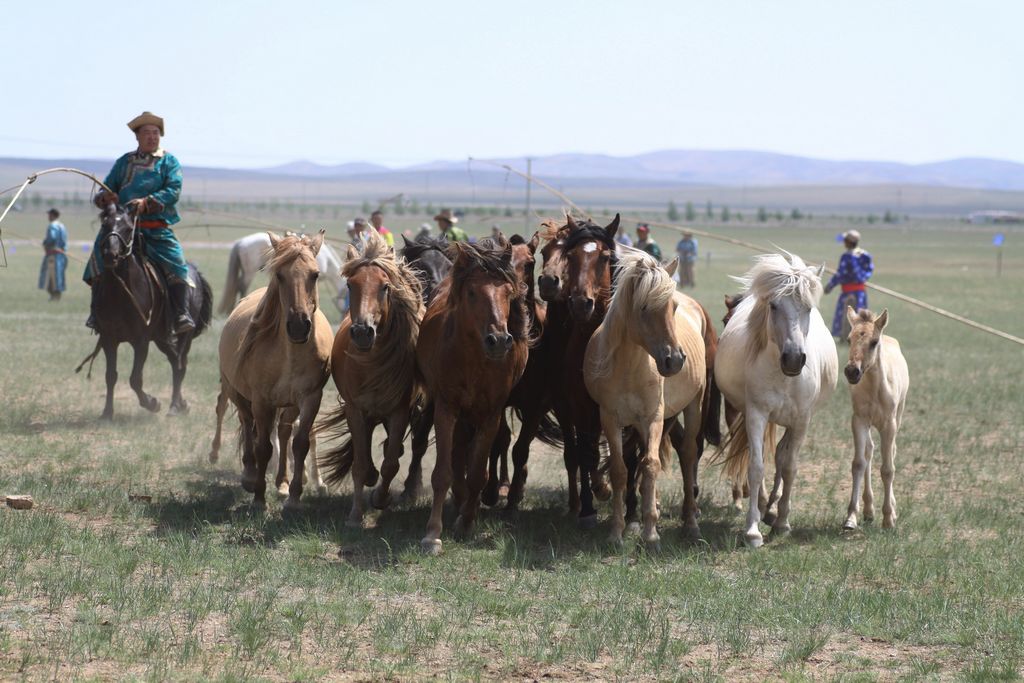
[1,209,1022,680]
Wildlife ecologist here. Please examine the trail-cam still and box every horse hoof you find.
[683,525,703,542]
[480,486,499,508]
[745,532,764,549]
[577,513,599,530]
[99,412,113,421]
[250,498,267,511]
[842,519,858,531]
[771,524,791,538]
[863,511,875,523]
[140,397,160,413]
[453,515,473,539]
[421,538,443,556]
[283,496,303,512]
[345,516,363,529]
[240,471,258,494]
[592,480,612,502]
[276,482,290,497]
[167,401,188,416]
[882,517,896,529]
[625,521,642,536]
[762,510,778,526]
[607,533,624,547]
[371,487,391,511]
[208,450,219,464]
[365,468,380,487]
[644,539,662,554]
[498,483,510,498]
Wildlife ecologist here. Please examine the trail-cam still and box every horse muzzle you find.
[286,316,312,343]
[350,322,376,351]
[656,346,686,377]
[483,330,514,360]
[780,350,806,377]
[538,275,560,302]
[569,295,596,322]
[844,364,862,384]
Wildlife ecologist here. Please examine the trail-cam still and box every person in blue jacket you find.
[85,111,194,335]
[38,208,68,301]
[824,229,874,338]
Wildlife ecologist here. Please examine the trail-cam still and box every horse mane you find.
[446,240,531,343]
[237,233,319,363]
[589,247,676,378]
[342,230,424,409]
[733,252,824,357]
[562,219,616,253]
[400,234,450,262]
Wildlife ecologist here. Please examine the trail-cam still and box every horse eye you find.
[276,272,284,283]
[312,272,320,280]
[870,340,879,348]
[769,302,777,311]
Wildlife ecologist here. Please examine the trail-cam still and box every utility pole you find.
[524,157,532,232]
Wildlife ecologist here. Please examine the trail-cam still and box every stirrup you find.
[85,314,97,331]
[174,315,196,335]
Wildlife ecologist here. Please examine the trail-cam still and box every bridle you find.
[102,207,154,326]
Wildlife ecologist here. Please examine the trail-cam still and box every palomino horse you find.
[318,229,424,526]
[220,231,346,315]
[716,252,838,547]
[584,250,707,548]
[81,203,212,418]
[211,231,333,508]
[417,240,530,554]
[842,307,909,530]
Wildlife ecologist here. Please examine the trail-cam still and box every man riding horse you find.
[85,111,195,337]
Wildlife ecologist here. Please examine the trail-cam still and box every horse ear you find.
[874,308,889,332]
[401,235,413,249]
[308,229,325,256]
[665,257,678,277]
[815,262,826,279]
[346,244,359,262]
[605,213,620,239]
[528,231,540,254]
[846,305,858,327]
[267,231,282,249]
[565,213,578,230]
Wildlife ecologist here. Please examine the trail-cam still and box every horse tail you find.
[315,400,354,486]
[718,414,777,486]
[698,304,723,447]
[193,267,214,335]
[219,242,242,315]
[511,406,564,448]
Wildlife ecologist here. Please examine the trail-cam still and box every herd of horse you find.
[83,204,910,553]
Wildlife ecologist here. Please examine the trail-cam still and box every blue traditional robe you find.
[38,220,68,292]
[84,149,191,285]
[826,248,874,336]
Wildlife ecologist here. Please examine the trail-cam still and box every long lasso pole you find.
[467,157,1024,347]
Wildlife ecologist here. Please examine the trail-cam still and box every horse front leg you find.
[600,410,627,545]
[506,406,544,512]
[251,404,276,508]
[208,387,229,463]
[99,339,118,420]
[773,424,807,536]
[345,405,372,527]
[640,415,665,552]
[402,401,433,503]
[167,337,191,416]
[276,408,298,496]
[879,419,898,528]
[371,408,409,511]
[129,341,159,413]
[482,412,511,508]
[421,401,456,556]
[679,400,703,540]
[844,413,871,530]
[456,411,503,539]
[743,410,769,548]
[285,390,322,511]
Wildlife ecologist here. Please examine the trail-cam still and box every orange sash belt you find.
[139,220,167,229]
[45,249,65,255]
[841,283,866,293]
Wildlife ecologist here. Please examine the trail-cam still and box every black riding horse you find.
[83,203,212,419]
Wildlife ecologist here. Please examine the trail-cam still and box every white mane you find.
[732,251,823,308]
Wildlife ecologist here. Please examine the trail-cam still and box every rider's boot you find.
[169,282,196,336]
[85,284,99,331]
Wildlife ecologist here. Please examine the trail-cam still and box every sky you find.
[2,0,1021,169]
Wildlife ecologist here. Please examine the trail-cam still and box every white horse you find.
[841,307,909,530]
[219,232,346,315]
[715,252,838,547]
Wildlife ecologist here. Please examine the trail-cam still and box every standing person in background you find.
[675,231,698,287]
[39,208,68,301]
[824,229,874,339]
[370,210,394,248]
[635,223,662,261]
[348,217,371,244]
[434,208,468,242]
[615,229,633,255]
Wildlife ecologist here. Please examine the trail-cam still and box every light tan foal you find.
[842,306,909,530]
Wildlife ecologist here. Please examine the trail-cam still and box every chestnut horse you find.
[318,229,424,526]
[417,240,530,554]
[211,232,333,508]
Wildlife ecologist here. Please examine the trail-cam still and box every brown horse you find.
[211,231,333,508]
[80,204,212,419]
[318,229,424,526]
[416,240,530,554]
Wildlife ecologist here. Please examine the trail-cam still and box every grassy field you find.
[1,206,1022,681]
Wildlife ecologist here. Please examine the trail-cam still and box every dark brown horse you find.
[79,204,211,419]
[416,240,530,555]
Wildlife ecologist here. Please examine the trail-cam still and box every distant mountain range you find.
[250,150,1024,192]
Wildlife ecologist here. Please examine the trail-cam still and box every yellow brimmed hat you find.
[127,111,164,136]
